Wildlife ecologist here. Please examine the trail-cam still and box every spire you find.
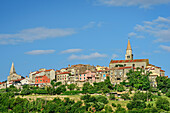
[127,39,132,50]
[10,62,16,75]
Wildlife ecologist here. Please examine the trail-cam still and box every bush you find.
[35,89,48,94]
[156,97,170,111]
[95,95,108,104]
[109,94,115,100]
[121,93,130,100]
[104,105,113,112]
[127,100,146,110]
[62,91,83,95]
[112,103,116,107]
[21,89,31,95]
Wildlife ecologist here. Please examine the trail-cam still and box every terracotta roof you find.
[117,66,132,70]
[110,59,149,64]
[57,72,70,75]
[33,71,42,75]
[44,69,53,72]
[97,70,103,72]
[160,70,165,72]
[35,75,46,78]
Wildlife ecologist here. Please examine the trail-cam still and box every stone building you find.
[7,62,23,83]
[109,40,165,86]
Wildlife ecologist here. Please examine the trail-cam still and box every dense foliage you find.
[126,68,151,90]
[156,76,170,95]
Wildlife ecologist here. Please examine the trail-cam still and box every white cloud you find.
[25,50,56,55]
[128,32,136,37]
[61,49,83,54]
[153,50,161,53]
[160,45,170,52]
[82,21,103,29]
[112,54,118,59]
[68,52,107,60]
[129,16,170,42]
[0,27,76,45]
[96,0,170,8]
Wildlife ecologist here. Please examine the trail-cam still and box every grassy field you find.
[17,93,170,111]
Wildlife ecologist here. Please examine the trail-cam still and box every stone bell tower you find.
[125,39,133,60]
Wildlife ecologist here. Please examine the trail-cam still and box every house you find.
[29,69,55,83]
[0,82,6,89]
[20,76,31,85]
[56,72,70,84]
[35,75,50,85]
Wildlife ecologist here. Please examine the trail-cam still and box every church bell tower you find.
[125,39,133,60]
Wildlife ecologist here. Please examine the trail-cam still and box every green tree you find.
[156,76,170,92]
[156,97,170,111]
[68,83,76,90]
[104,105,113,112]
[109,94,115,100]
[126,68,151,90]
[127,100,146,110]
[121,93,130,100]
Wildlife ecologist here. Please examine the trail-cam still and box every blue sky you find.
[0,0,170,81]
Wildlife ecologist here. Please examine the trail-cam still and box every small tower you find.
[10,62,16,75]
[125,39,133,60]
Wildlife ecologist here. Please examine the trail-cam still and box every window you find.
[117,78,121,80]
[84,74,85,76]
[124,64,126,66]
[80,78,81,80]
[80,74,81,76]
[84,77,85,79]
[37,80,38,82]
[133,64,135,67]
[40,80,42,81]
[127,56,130,58]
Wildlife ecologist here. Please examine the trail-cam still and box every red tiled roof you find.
[110,59,149,64]
[44,69,53,72]
[35,75,46,78]
[58,72,70,75]
[160,70,165,72]
[33,71,42,75]
[97,70,103,72]
[117,66,132,70]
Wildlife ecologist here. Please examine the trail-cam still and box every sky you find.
[0,0,170,81]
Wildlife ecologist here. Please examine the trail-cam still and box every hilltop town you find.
[0,40,166,89]
[0,40,169,113]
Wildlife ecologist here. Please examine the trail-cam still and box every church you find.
[109,40,165,87]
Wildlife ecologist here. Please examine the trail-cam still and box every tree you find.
[104,105,113,112]
[126,68,151,90]
[23,84,30,89]
[121,93,130,100]
[68,84,76,90]
[127,100,146,110]
[54,82,62,86]
[21,89,31,95]
[156,97,170,111]
[112,103,116,107]
[109,94,115,100]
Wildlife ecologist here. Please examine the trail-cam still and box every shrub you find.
[112,103,116,107]
[121,93,130,100]
[156,97,170,111]
[109,94,115,100]
[95,95,108,104]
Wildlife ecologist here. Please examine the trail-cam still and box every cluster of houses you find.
[0,40,166,89]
